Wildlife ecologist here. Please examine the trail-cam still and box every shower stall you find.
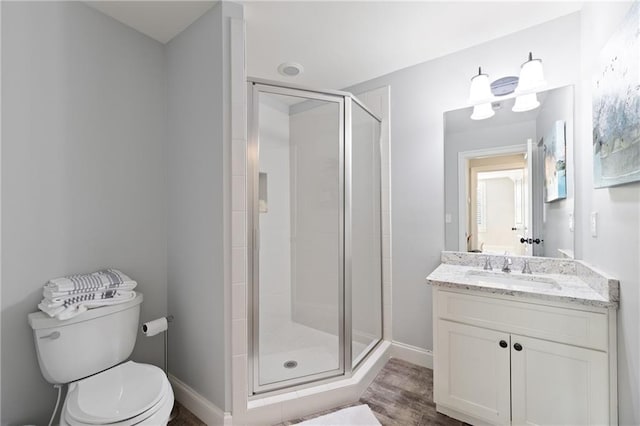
[248,79,383,394]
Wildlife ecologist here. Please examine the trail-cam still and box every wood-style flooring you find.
[168,402,206,426]
[279,358,464,426]
[169,358,465,426]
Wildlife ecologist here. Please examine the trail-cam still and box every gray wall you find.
[577,3,640,424]
[1,2,167,424]
[347,12,580,361]
[444,121,536,251]
[166,1,242,412]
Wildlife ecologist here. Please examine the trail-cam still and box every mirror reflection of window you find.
[514,177,524,227]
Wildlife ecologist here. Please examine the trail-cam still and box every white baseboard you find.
[169,374,232,426]
[390,341,433,369]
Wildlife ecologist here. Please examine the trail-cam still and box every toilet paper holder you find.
[141,315,173,336]
[141,315,174,372]
[142,315,177,420]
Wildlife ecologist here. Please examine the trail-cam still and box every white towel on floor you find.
[294,405,381,426]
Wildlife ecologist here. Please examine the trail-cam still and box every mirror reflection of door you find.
[467,154,530,255]
[444,86,574,258]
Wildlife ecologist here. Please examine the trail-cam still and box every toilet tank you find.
[28,293,143,384]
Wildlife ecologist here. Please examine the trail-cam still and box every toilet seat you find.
[62,361,173,426]
[62,387,173,426]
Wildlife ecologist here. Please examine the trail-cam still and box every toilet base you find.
[168,402,179,422]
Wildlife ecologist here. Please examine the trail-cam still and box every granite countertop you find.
[427,255,619,309]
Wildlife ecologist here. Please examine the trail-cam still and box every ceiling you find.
[86,1,216,44]
[87,1,582,90]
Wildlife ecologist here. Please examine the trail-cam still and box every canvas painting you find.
[592,2,640,188]
[543,120,567,202]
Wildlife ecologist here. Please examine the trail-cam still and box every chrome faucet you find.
[522,259,532,274]
[502,256,512,273]
[483,256,493,271]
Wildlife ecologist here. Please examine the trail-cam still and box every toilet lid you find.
[66,361,168,424]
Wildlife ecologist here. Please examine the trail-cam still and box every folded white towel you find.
[43,282,137,299]
[38,290,137,320]
[40,289,135,309]
[38,269,139,320]
[45,269,136,293]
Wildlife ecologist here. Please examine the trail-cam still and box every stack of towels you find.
[39,269,137,320]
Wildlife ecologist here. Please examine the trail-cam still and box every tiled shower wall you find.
[229,15,250,421]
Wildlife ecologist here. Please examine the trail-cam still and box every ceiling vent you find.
[278,62,304,77]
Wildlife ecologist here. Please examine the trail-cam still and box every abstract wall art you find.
[544,120,567,202]
[592,2,640,188]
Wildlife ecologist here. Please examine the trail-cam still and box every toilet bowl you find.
[60,361,174,426]
[28,293,174,426]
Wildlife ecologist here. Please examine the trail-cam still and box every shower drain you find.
[283,360,298,369]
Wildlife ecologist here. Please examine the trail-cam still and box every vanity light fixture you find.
[515,52,546,93]
[471,103,495,120]
[468,52,547,119]
[512,52,546,112]
[512,92,541,112]
[469,67,493,103]
[469,67,495,120]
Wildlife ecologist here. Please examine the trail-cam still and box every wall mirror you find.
[444,85,575,258]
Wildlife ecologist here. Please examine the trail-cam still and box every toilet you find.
[28,293,174,425]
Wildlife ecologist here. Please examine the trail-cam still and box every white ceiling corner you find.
[85,1,217,44]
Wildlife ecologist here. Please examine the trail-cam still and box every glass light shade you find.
[469,71,492,103]
[512,93,540,112]
[515,54,546,93]
[471,103,495,120]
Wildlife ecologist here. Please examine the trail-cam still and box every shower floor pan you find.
[258,317,367,385]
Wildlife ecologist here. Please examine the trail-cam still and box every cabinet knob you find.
[499,340,508,348]
[514,343,523,351]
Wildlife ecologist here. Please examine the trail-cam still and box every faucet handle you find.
[502,256,512,273]
[522,259,532,274]
[483,256,493,271]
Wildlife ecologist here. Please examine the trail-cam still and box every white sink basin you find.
[465,269,561,291]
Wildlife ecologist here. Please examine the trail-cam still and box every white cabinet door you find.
[511,334,609,426]
[436,320,511,425]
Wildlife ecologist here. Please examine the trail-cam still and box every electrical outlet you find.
[590,212,598,237]
[445,213,452,223]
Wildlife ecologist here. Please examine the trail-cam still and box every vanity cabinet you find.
[433,288,616,426]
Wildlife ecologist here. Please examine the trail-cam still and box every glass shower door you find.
[349,100,383,366]
[249,84,345,393]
